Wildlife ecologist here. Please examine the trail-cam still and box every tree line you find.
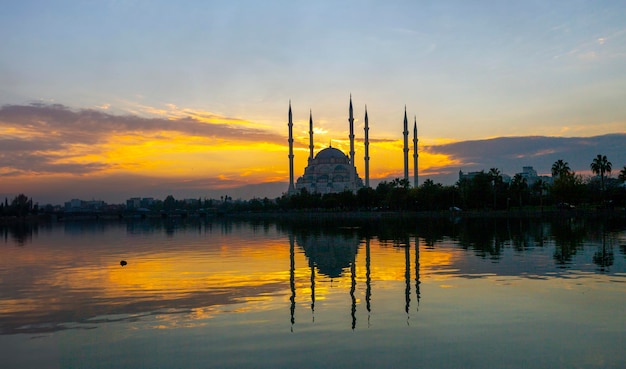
[3,156,625,216]
[0,194,38,217]
[274,156,625,212]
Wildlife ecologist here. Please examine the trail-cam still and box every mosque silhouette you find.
[287,96,419,194]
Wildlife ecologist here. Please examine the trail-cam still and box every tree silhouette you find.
[618,166,626,182]
[532,179,548,212]
[163,195,176,213]
[552,171,587,205]
[590,154,612,202]
[509,173,528,208]
[9,194,33,217]
[551,159,571,178]
[489,168,502,210]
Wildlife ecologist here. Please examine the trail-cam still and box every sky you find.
[1,0,625,204]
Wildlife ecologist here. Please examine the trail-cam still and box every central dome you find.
[315,147,347,160]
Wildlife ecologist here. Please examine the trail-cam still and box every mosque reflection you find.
[288,229,421,330]
[1,216,624,335]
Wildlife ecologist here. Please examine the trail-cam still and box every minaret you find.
[288,101,295,194]
[348,95,355,167]
[364,105,370,188]
[308,110,314,163]
[403,106,409,182]
[413,116,418,188]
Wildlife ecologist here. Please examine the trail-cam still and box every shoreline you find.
[2,207,625,225]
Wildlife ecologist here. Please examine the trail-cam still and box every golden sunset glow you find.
[0,231,464,324]
[1,97,624,204]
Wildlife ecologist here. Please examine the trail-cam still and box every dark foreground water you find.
[1,216,625,369]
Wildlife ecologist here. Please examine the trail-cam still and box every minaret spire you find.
[413,116,418,188]
[308,109,314,163]
[403,106,409,183]
[288,100,295,194]
[349,94,355,167]
[364,105,370,188]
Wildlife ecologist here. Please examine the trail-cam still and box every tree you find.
[619,166,626,182]
[590,154,612,201]
[551,159,571,179]
[388,178,411,210]
[531,179,548,212]
[551,172,585,205]
[391,177,410,190]
[417,179,439,210]
[10,194,33,217]
[488,168,503,210]
[163,195,176,213]
[509,174,528,208]
[356,187,376,209]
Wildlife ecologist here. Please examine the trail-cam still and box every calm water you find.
[1,216,625,369]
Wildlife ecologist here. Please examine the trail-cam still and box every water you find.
[1,216,625,368]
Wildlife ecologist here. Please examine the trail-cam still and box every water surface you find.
[1,217,625,368]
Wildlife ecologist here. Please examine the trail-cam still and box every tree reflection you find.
[551,218,586,267]
[2,222,39,246]
[456,218,503,259]
[593,230,614,272]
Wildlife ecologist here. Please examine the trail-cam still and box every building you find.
[518,166,551,187]
[64,199,105,213]
[295,146,364,194]
[289,97,365,195]
[287,97,419,194]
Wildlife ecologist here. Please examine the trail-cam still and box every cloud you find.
[0,103,285,176]
[2,103,624,204]
[425,134,626,176]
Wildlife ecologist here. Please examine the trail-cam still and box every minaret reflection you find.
[287,230,420,330]
[365,237,372,327]
[309,237,316,322]
[350,253,357,330]
[415,236,421,310]
[404,237,411,325]
[289,233,296,332]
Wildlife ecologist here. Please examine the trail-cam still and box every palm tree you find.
[590,154,612,193]
[619,165,626,182]
[510,173,528,208]
[488,168,502,210]
[551,159,570,178]
[532,179,548,214]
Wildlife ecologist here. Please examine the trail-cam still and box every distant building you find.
[126,197,141,209]
[517,166,551,187]
[458,170,483,182]
[64,199,104,213]
[184,198,199,206]
[126,197,155,210]
[68,198,82,209]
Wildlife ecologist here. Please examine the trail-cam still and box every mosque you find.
[287,96,419,195]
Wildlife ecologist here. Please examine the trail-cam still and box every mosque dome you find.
[295,145,362,194]
[315,147,347,160]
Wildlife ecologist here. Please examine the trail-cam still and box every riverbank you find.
[227,207,626,221]
[2,206,625,225]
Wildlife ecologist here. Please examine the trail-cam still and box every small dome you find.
[315,147,347,160]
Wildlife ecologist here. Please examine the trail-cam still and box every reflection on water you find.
[1,216,625,368]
